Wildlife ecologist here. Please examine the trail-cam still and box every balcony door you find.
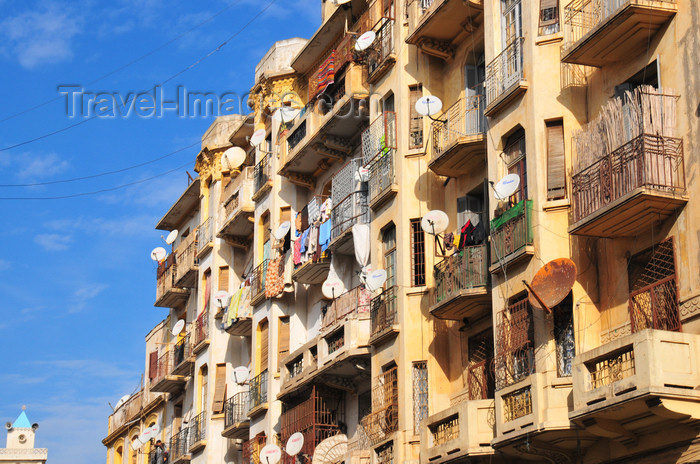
[501,0,523,90]
[464,61,485,135]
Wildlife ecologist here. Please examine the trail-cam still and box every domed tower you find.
[1,407,47,464]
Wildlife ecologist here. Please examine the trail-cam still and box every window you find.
[383,224,397,289]
[538,0,559,35]
[412,361,428,434]
[503,130,527,205]
[467,329,494,400]
[546,120,566,200]
[553,292,575,377]
[218,266,229,292]
[457,194,483,230]
[409,219,425,286]
[199,365,209,413]
[258,319,269,373]
[261,211,271,262]
[495,294,534,390]
[212,363,227,414]
[203,269,212,311]
[278,316,290,370]
[501,0,522,47]
[408,85,423,149]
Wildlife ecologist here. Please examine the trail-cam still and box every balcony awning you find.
[291,5,354,75]
[156,178,200,231]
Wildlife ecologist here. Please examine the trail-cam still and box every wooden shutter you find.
[259,320,269,372]
[278,317,290,370]
[546,120,566,200]
[218,266,229,292]
[539,0,559,26]
[212,363,227,414]
[279,207,291,224]
[149,351,158,380]
[262,212,270,244]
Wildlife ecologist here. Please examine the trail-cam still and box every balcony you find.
[369,286,399,345]
[248,370,269,416]
[328,158,370,254]
[253,153,272,201]
[249,260,268,307]
[105,388,163,439]
[222,391,250,439]
[174,234,198,288]
[155,257,190,308]
[562,0,677,66]
[405,0,483,59]
[570,330,700,444]
[362,112,397,210]
[489,200,534,273]
[280,386,345,464]
[242,433,267,464]
[367,18,396,84]
[569,91,685,237]
[169,428,190,464]
[192,310,209,354]
[429,95,486,176]
[195,217,214,257]
[188,411,207,453]
[171,333,194,376]
[223,287,253,336]
[294,195,333,284]
[217,166,255,247]
[361,367,398,445]
[420,399,495,464]
[430,244,490,320]
[151,350,186,394]
[484,38,527,116]
[322,285,372,331]
[156,178,200,231]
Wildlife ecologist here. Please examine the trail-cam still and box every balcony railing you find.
[254,153,272,195]
[432,245,488,306]
[430,415,459,446]
[331,191,369,240]
[152,350,171,386]
[249,260,268,304]
[189,411,206,446]
[196,217,213,253]
[368,18,395,78]
[221,166,255,221]
[173,333,192,368]
[485,38,525,107]
[225,391,250,427]
[156,258,177,301]
[490,200,533,265]
[368,150,396,205]
[629,275,680,333]
[326,330,345,354]
[249,370,268,410]
[287,120,307,152]
[432,94,485,156]
[370,286,398,340]
[502,386,532,422]
[109,390,143,433]
[589,347,635,389]
[322,285,372,330]
[362,112,396,165]
[362,367,399,445]
[287,355,304,380]
[243,434,267,464]
[169,428,189,462]
[174,234,198,285]
[193,310,209,348]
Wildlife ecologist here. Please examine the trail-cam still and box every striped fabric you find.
[309,50,336,99]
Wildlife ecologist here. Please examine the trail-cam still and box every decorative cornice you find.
[680,293,700,322]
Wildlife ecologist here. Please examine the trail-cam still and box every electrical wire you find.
[0,161,191,200]
[0,0,244,125]
[0,0,278,153]
[0,141,199,187]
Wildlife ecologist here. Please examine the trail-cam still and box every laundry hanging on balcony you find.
[352,224,370,268]
[224,286,251,328]
[309,50,336,100]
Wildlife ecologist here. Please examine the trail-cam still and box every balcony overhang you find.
[169,454,191,464]
[428,134,486,177]
[429,287,491,321]
[175,265,198,289]
[406,0,483,49]
[484,81,528,117]
[561,0,677,67]
[217,208,254,239]
[293,256,332,285]
[156,178,200,231]
[568,187,687,237]
[221,419,250,439]
[327,228,354,254]
[225,316,253,337]
[369,183,398,210]
[149,375,187,394]
[154,287,190,309]
[189,440,206,454]
[171,356,195,376]
[366,54,396,84]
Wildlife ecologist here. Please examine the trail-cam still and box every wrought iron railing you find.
[152,350,171,386]
[175,234,198,283]
[193,310,209,347]
[430,415,459,446]
[490,201,533,265]
[331,191,370,240]
[368,149,395,204]
[243,434,267,464]
[571,134,685,223]
[326,330,345,354]
[169,428,189,461]
[222,166,255,220]
[421,0,436,11]
[495,299,535,391]
[196,217,213,252]
[368,18,395,77]
[362,112,397,165]
[156,258,177,301]
[322,285,372,330]
[225,391,250,427]
[173,333,191,368]
[250,260,268,303]
[189,411,206,445]
[287,120,307,152]
[502,386,532,422]
[629,275,680,333]
[468,360,494,401]
[254,153,271,194]
[432,244,488,306]
[287,355,303,379]
[249,370,268,410]
[588,347,636,389]
[362,367,398,445]
[432,94,486,157]
[485,37,525,106]
[370,286,398,339]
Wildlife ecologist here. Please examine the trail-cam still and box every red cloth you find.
[309,50,336,99]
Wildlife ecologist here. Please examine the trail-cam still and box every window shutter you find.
[212,364,227,414]
[260,320,269,372]
[149,351,158,380]
[262,213,271,244]
[280,207,291,224]
[218,266,229,292]
[546,121,566,200]
[278,317,290,370]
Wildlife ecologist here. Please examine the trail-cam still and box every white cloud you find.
[34,233,73,251]
[68,284,108,314]
[0,259,10,271]
[0,4,83,69]
[17,152,70,179]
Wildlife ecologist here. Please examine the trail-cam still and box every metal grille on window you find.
[409,85,423,149]
[467,329,495,400]
[412,361,428,434]
[375,441,394,464]
[494,296,534,390]
[383,225,397,289]
[553,292,575,377]
[410,219,426,286]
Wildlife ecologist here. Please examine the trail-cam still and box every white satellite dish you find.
[214,290,231,308]
[364,269,387,292]
[275,221,291,240]
[421,210,449,235]
[172,319,186,336]
[150,247,167,262]
[115,394,130,410]
[322,278,346,300]
[355,31,376,51]
[233,366,250,384]
[165,229,179,245]
[141,428,152,441]
[493,173,521,200]
[131,437,142,450]
[260,444,282,464]
[415,96,443,117]
[222,147,247,171]
[272,107,301,123]
[250,129,266,147]
[286,432,305,456]
[335,0,352,5]
[151,424,160,436]
[356,167,369,183]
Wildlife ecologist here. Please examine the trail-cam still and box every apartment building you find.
[105,0,700,462]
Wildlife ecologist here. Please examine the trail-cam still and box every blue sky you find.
[0,1,318,463]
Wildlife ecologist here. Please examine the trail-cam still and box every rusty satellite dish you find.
[523,258,576,313]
